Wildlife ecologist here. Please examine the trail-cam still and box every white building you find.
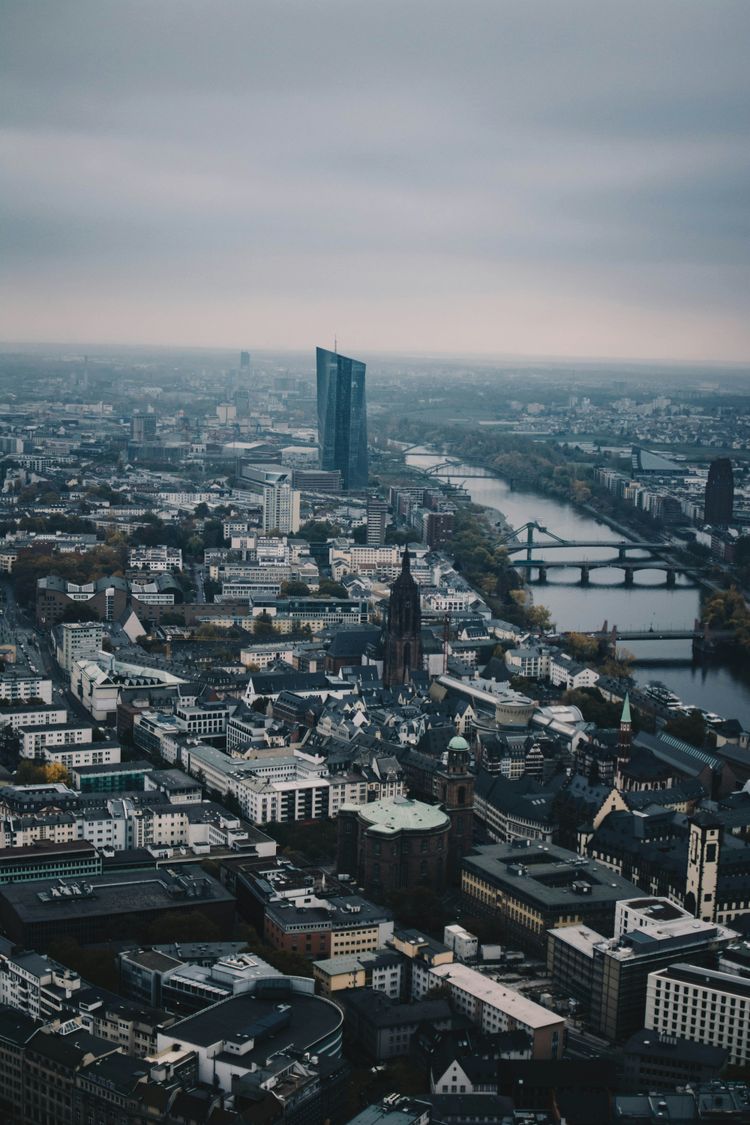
[414,961,564,1059]
[548,652,600,691]
[262,484,301,535]
[57,621,105,674]
[0,704,67,732]
[443,925,479,962]
[646,963,750,1066]
[0,675,53,705]
[505,645,553,679]
[19,722,93,759]
[128,545,183,571]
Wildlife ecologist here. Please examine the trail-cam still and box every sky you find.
[1,0,748,363]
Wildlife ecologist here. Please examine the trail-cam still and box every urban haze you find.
[0,4,749,1125]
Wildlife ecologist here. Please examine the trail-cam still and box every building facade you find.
[316,346,368,490]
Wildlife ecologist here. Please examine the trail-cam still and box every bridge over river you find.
[497,521,709,587]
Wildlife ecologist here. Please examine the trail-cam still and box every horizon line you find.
[0,339,747,371]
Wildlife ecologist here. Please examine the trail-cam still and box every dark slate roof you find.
[327,626,381,658]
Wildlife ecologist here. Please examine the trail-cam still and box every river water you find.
[405,448,750,726]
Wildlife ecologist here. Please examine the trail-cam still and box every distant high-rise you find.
[240,350,250,369]
[262,483,300,535]
[704,459,734,526]
[316,346,368,490]
[130,412,157,442]
[366,496,388,545]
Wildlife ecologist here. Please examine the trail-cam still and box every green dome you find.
[448,735,470,751]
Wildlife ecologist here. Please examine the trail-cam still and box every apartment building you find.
[415,961,565,1060]
[19,722,94,759]
[0,675,53,705]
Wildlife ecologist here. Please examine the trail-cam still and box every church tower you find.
[615,693,632,790]
[685,811,722,922]
[437,734,475,874]
[382,550,422,688]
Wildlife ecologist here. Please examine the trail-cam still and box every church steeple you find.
[615,692,632,789]
[382,549,422,688]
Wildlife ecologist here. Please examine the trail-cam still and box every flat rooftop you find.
[654,963,750,1001]
[430,963,564,1029]
[0,865,233,922]
[165,989,341,1057]
[463,842,642,908]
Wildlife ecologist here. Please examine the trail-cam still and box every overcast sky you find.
[1,1,748,362]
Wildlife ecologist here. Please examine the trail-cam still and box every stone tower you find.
[437,734,475,873]
[685,811,722,922]
[382,549,422,688]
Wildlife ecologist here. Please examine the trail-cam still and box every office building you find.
[262,482,301,534]
[56,621,104,674]
[0,866,235,950]
[291,467,342,493]
[316,346,368,490]
[130,412,157,442]
[547,897,737,1041]
[156,988,343,1092]
[461,840,643,954]
[366,496,388,545]
[705,458,734,526]
[646,963,750,1066]
[622,1029,728,1090]
[240,350,250,369]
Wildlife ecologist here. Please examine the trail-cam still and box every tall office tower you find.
[382,550,422,688]
[366,496,388,545]
[704,458,734,525]
[130,412,157,442]
[240,350,250,369]
[234,388,250,417]
[262,483,301,535]
[316,346,368,490]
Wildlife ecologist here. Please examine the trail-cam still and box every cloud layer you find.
[1,0,748,361]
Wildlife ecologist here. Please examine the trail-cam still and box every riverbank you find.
[402,446,750,727]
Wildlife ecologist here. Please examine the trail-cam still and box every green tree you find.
[664,709,708,748]
[317,578,348,599]
[280,580,311,596]
[253,612,277,638]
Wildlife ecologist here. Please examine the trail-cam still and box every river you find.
[405,448,750,726]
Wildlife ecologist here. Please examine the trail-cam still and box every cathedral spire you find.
[382,547,422,688]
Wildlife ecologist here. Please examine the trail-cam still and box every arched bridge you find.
[497,521,706,586]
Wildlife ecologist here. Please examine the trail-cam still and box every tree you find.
[526,604,552,632]
[565,632,600,662]
[385,887,447,933]
[280,580,311,596]
[664,709,707,748]
[146,909,221,944]
[299,519,341,542]
[253,612,277,638]
[15,760,71,785]
[47,937,118,991]
[317,578,348,599]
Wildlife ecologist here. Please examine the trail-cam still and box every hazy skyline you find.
[1,0,748,363]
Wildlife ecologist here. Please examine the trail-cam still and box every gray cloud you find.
[0,0,748,360]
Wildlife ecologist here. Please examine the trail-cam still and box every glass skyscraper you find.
[316,346,368,490]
